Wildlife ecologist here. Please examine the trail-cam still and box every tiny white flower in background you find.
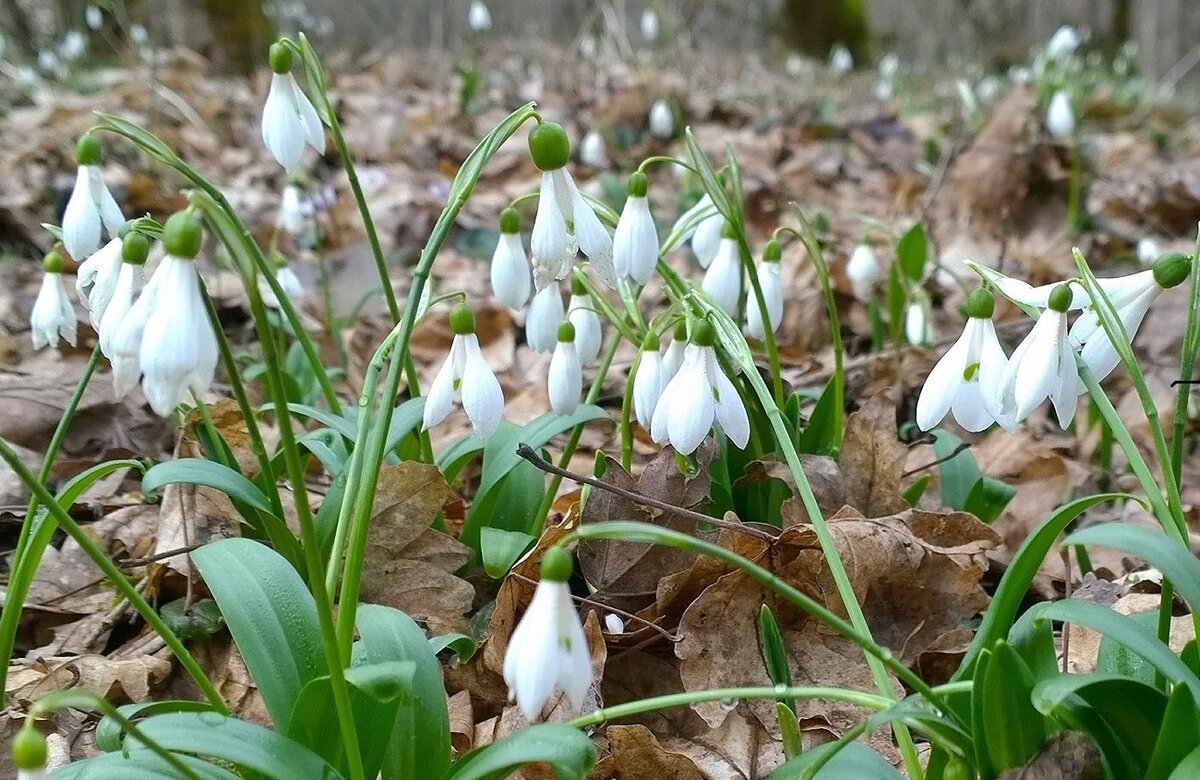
[670,194,722,268]
[468,0,492,32]
[604,613,625,634]
[746,240,783,340]
[75,234,124,326]
[423,301,504,438]
[111,213,218,415]
[30,251,76,350]
[528,122,616,289]
[916,289,1011,432]
[37,48,60,74]
[503,547,590,721]
[99,232,150,361]
[904,295,932,346]
[261,42,325,172]
[1136,237,1160,265]
[632,335,665,429]
[1046,25,1081,62]
[63,133,125,262]
[60,30,86,61]
[129,24,148,46]
[548,322,582,414]
[526,283,565,353]
[490,208,532,311]
[567,281,602,366]
[640,7,660,42]
[651,321,750,455]
[875,52,899,101]
[996,284,1080,428]
[648,99,674,140]
[260,261,304,310]
[828,44,853,75]
[1008,65,1032,84]
[977,76,1003,104]
[661,320,688,380]
[702,227,742,316]
[85,4,104,30]
[957,80,980,122]
[785,53,807,78]
[1046,90,1075,139]
[846,243,880,302]
[579,130,609,169]
[276,182,307,236]
[613,172,659,284]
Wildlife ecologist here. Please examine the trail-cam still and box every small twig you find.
[515,443,777,542]
[511,571,681,642]
[118,544,206,569]
[901,441,972,478]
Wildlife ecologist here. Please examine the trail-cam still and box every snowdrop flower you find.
[423,301,504,438]
[1046,91,1075,139]
[640,8,660,42]
[85,4,104,30]
[548,322,582,414]
[491,207,531,311]
[1046,25,1081,62]
[648,99,674,140]
[63,133,125,262]
[828,44,853,75]
[567,276,602,366]
[957,80,980,123]
[996,284,1080,428]
[503,547,590,721]
[661,320,688,380]
[37,48,60,75]
[604,613,625,634]
[13,726,47,780]
[276,181,307,236]
[613,172,659,284]
[260,255,304,310]
[98,231,149,360]
[1136,237,1160,266]
[746,239,783,340]
[904,294,932,346]
[61,30,86,61]
[632,332,665,428]
[651,320,750,455]
[75,232,125,327]
[785,53,807,78]
[129,24,148,46]
[1069,254,1190,385]
[528,122,616,289]
[111,212,218,415]
[670,194,723,268]
[846,243,880,302]
[261,42,325,172]
[467,0,492,32]
[578,130,608,169]
[702,224,742,316]
[30,250,76,350]
[527,283,565,353]
[875,52,899,100]
[916,289,1011,432]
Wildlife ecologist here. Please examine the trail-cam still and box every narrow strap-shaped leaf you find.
[142,459,278,517]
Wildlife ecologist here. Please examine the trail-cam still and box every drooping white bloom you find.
[261,44,325,172]
[1136,237,1160,265]
[37,49,60,75]
[640,8,660,42]
[503,549,590,721]
[75,235,124,325]
[995,284,1080,428]
[468,0,492,31]
[957,80,980,122]
[63,138,125,262]
[905,299,931,346]
[875,52,899,101]
[579,130,608,169]
[702,234,742,316]
[99,231,150,360]
[529,122,616,289]
[260,263,304,310]
[1046,91,1075,139]
[1046,25,1081,62]
[828,44,853,75]
[648,99,674,140]
[548,323,582,414]
[650,323,750,455]
[632,340,665,428]
[745,243,783,340]
[846,243,880,302]
[567,289,602,366]
[527,284,565,353]
[85,4,103,30]
[661,323,688,380]
[61,30,86,61]
[670,195,723,268]
[916,290,1011,432]
[490,215,532,311]
[423,303,504,438]
[30,266,76,350]
[277,183,307,235]
[613,173,659,284]
[785,53,807,78]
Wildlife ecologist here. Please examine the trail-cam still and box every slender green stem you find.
[619,350,639,471]
[572,269,641,344]
[1170,225,1200,488]
[636,155,698,175]
[733,226,784,404]
[568,685,891,729]
[0,346,102,697]
[0,437,226,711]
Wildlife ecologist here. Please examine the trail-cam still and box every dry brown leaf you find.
[590,724,705,780]
[7,654,170,707]
[1065,593,1196,674]
[839,394,909,517]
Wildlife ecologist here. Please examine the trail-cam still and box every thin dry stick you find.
[515,444,778,543]
[901,441,972,478]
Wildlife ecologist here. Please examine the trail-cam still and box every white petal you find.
[670,194,713,242]
[99,262,144,358]
[702,238,742,316]
[262,73,307,170]
[662,338,686,380]
[111,255,165,398]
[138,257,213,416]
[691,213,723,268]
[915,321,974,431]
[289,76,325,152]
[62,166,101,261]
[90,167,126,237]
[663,346,715,454]
[553,585,592,711]
[526,285,565,353]
[847,244,881,302]
[707,349,750,449]
[30,273,76,349]
[503,580,588,720]
[746,261,782,339]
[1049,340,1081,428]
[966,262,1088,310]
[949,381,994,432]
[632,350,664,428]
[1077,285,1158,384]
[530,172,571,290]
[1010,310,1066,423]
[567,294,602,366]
[422,337,463,430]
[76,236,122,313]
[460,335,504,438]
[490,233,532,311]
[613,195,659,284]
[976,319,1013,427]
[563,172,615,287]
[547,340,582,415]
